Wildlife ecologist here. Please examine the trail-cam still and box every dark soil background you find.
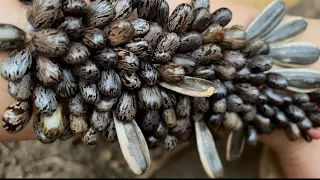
[1,0,319,178]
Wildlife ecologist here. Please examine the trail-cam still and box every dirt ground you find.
[1,0,319,179]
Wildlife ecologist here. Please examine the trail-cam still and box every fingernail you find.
[308,128,320,140]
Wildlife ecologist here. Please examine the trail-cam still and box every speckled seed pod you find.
[63,0,87,16]
[157,64,185,84]
[82,127,100,145]
[168,3,195,34]
[210,8,232,27]
[27,0,62,29]
[192,65,215,80]
[90,110,112,131]
[2,101,32,134]
[116,91,137,122]
[33,113,56,144]
[39,104,66,139]
[140,110,160,133]
[85,0,115,28]
[55,68,78,98]
[63,42,90,65]
[171,54,196,75]
[82,28,106,50]
[8,72,33,101]
[265,73,288,90]
[36,56,61,86]
[119,71,142,90]
[248,55,274,73]
[193,97,210,113]
[154,33,181,63]
[124,38,153,59]
[138,85,162,110]
[73,60,100,82]
[69,114,88,134]
[114,48,140,72]
[153,0,169,27]
[0,24,26,51]
[177,32,203,53]
[34,85,57,115]
[32,29,70,57]
[176,95,191,118]
[136,0,162,20]
[191,43,223,65]
[57,16,84,40]
[130,19,150,37]
[202,24,224,44]
[189,7,211,32]
[98,69,122,97]
[110,0,132,20]
[0,48,32,81]
[79,81,101,104]
[143,22,164,49]
[222,25,247,50]
[104,19,134,47]
[92,48,118,69]
[104,118,117,143]
[242,38,264,58]
[139,61,159,86]
[69,94,87,116]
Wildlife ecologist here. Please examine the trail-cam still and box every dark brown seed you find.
[157,64,185,84]
[223,112,243,131]
[254,114,271,133]
[163,134,178,151]
[63,42,90,65]
[210,8,232,27]
[309,113,320,127]
[55,68,78,98]
[202,24,224,44]
[191,43,223,65]
[223,50,247,71]
[242,104,253,113]
[248,55,274,73]
[179,35,203,57]
[95,97,118,112]
[36,56,61,86]
[143,22,164,49]
[153,0,169,27]
[104,19,134,47]
[154,33,181,63]
[226,94,244,113]
[8,72,33,101]
[139,61,159,86]
[212,98,226,114]
[90,110,111,131]
[248,73,266,86]
[160,88,177,109]
[114,48,140,72]
[73,60,100,82]
[286,105,306,122]
[104,118,117,143]
[207,113,224,127]
[27,0,62,29]
[34,85,57,115]
[1,48,32,81]
[32,29,70,57]
[92,48,118,69]
[283,95,293,106]
[247,126,258,147]
[146,135,160,149]
[242,106,257,122]
[154,121,168,139]
[302,132,312,143]
[2,101,31,134]
[85,0,115,28]
[257,42,270,55]
[130,18,150,37]
[110,0,132,20]
[140,110,160,133]
[82,28,106,50]
[119,71,142,90]
[257,94,268,105]
[69,94,87,116]
[161,108,177,128]
[293,93,310,104]
[222,25,246,50]
[124,39,153,59]
[234,83,260,104]
[259,104,275,118]
[214,61,237,81]
[192,65,215,80]
[190,7,211,32]
[211,79,227,100]
[98,69,122,97]
[273,107,289,127]
[300,102,318,113]
[285,122,301,141]
[266,73,288,90]
[136,0,162,20]
[168,3,195,34]
[242,38,264,58]
[193,97,210,113]
[33,113,56,144]
[261,87,284,106]
[79,81,101,104]
[0,24,26,51]
[138,85,162,110]
[297,118,313,131]
[235,67,250,81]
[115,91,137,122]
[63,0,87,16]
[223,81,235,94]
[69,114,88,134]
[176,95,191,118]
[57,16,84,39]
[82,127,100,145]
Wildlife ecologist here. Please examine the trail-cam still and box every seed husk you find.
[226,127,245,162]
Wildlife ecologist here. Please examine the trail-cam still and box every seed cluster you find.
[1,0,320,177]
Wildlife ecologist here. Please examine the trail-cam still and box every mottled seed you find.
[171,54,196,75]
[223,50,247,71]
[57,16,84,40]
[168,3,195,34]
[104,19,134,47]
[69,114,88,134]
[191,43,223,65]
[214,61,237,81]
[36,56,61,86]
[223,112,243,131]
[207,113,224,127]
[248,55,274,73]
[242,106,257,122]
[98,69,122,97]
[110,0,132,20]
[285,122,300,141]
[177,32,203,53]
[211,79,227,100]
[309,113,320,127]
[247,126,258,147]
[192,0,210,10]
[63,42,90,65]
[154,33,181,63]
[193,97,210,113]
[234,83,259,104]
[33,113,56,144]
[170,117,192,138]
[116,91,137,122]
[34,85,57,115]
[0,24,26,51]
[154,121,168,139]
[130,18,150,37]
[212,98,226,114]
[85,0,115,28]
[202,24,224,44]
[210,8,232,27]
[222,25,246,50]
[286,105,306,122]
[94,97,118,112]
[157,64,185,84]
[2,101,31,134]
[160,88,177,109]
[8,72,33,101]
[242,38,264,58]
[259,104,275,118]
[143,22,164,49]
[153,0,169,27]
[261,87,284,106]
[161,108,177,128]
[257,42,270,55]
[192,65,215,80]
[119,71,142,90]
[293,93,310,104]
[273,107,289,127]
[139,61,159,86]
[226,94,244,113]
[0,48,32,81]
[136,0,162,20]
[254,114,271,134]
[55,68,78,98]
[114,48,140,72]
[140,110,160,133]
[138,85,162,110]
[73,60,100,82]
[223,81,235,94]
[266,73,288,90]
[300,102,318,113]
[190,7,211,32]
[176,95,191,118]
[90,110,111,131]
[82,28,106,50]
[63,0,87,16]
[257,94,268,105]
[124,39,153,59]
[59,118,74,141]
[297,118,313,131]
[146,135,160,149]
[69,94,87,116]
[82,127,100,145]
[163,134,178,151]
[104,118,117,143]
[235,67,250,81]
[248,73,266,86]
[92,48,118,69]
[79,81,101,104]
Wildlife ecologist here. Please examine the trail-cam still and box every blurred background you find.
[0,0,319,178]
